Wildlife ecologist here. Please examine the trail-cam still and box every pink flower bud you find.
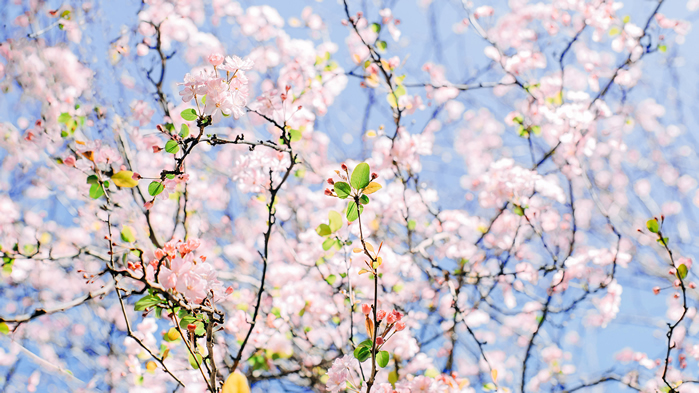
[386,312,396,324]
[132,172,142,180]
[394,321,406,331]
[377,309,386,321]
[690,282,696,289]
[376,336,384,345]
[361,303,372,315]
[391,309,403,321]
[674,293,680,299]
[327,178,335,185]
[226,286,234,295]
[653,286,661,295]
[324,188,333,196]
[64,156,76,166]
[674,279,681,288]
[144,201,154,210]
[208,53,224,66]
[371,172,378,180]
[152,145,162,153]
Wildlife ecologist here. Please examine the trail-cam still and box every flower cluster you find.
[177,54,253,123]
[150,239,221,303]
[362,304,406,346]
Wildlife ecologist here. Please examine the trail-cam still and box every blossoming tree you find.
[0,0,697,392]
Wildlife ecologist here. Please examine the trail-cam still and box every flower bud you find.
[341,164,348,171]
[361,303,372,315]
[653,286,661,295]
[324,188,333,196]
[327,178,335,185]
[187,323,197,332]
[394,321,406,331]
[386,312,396,324]
[371,172,378,180]
[377,309,387,321]
[207,53,224,66]
[376,336,384,345]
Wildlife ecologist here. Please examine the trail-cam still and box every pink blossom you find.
[208,53,224,66]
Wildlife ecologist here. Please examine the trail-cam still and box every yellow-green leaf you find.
[646,218,659,234]
[121,225,136,243]
[111,171,139,188]
[363,182,382,194]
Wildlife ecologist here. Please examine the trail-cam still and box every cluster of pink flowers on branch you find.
[178,54,253,123]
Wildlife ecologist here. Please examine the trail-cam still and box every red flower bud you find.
[187,324,197,332]
[324,188,333,196]
[371,172,379,180]
[376,336,384,345]
[341,163,348,171]
[394,321,406,331]
[327,178,335,185]
[653,286,661,295]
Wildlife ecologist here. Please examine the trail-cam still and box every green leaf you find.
[408,220,416,231]
[334,182,351,199]
[111,171,138,188]
[86,175,99,185]
[180,108,197,121]
[0,322,9,334]
[388,370,398,387]
[322,237,336,251]
[194,322,205,336]
[657,237,669,245]
[394,85,406,97]
[328,211,342,232]
[359,195,370,205]
[387,93,398,108]
[58,112,71,124]
[180,124,190,138]
[89,183,104,199]
[288,129,302,142]
[347,201,359,222]
[354,346,371,362]
[179,315,197,330]
[351,163,371,190]
[483,383,496,391]
[165,140,180,154]
[377,351,389,368]
[316,223,332,237]
[658,44,667,53]
[646,218,659,234]
[513,205,524,216]
[188,352,203,369]
[677,264,689,280]
[121,226,136,243]
[376,40,387,51]
[134,295,162,311]
[371,23,381,33]
[148,181,165,196]
[358,339,373,348]
[326,274,337,285]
